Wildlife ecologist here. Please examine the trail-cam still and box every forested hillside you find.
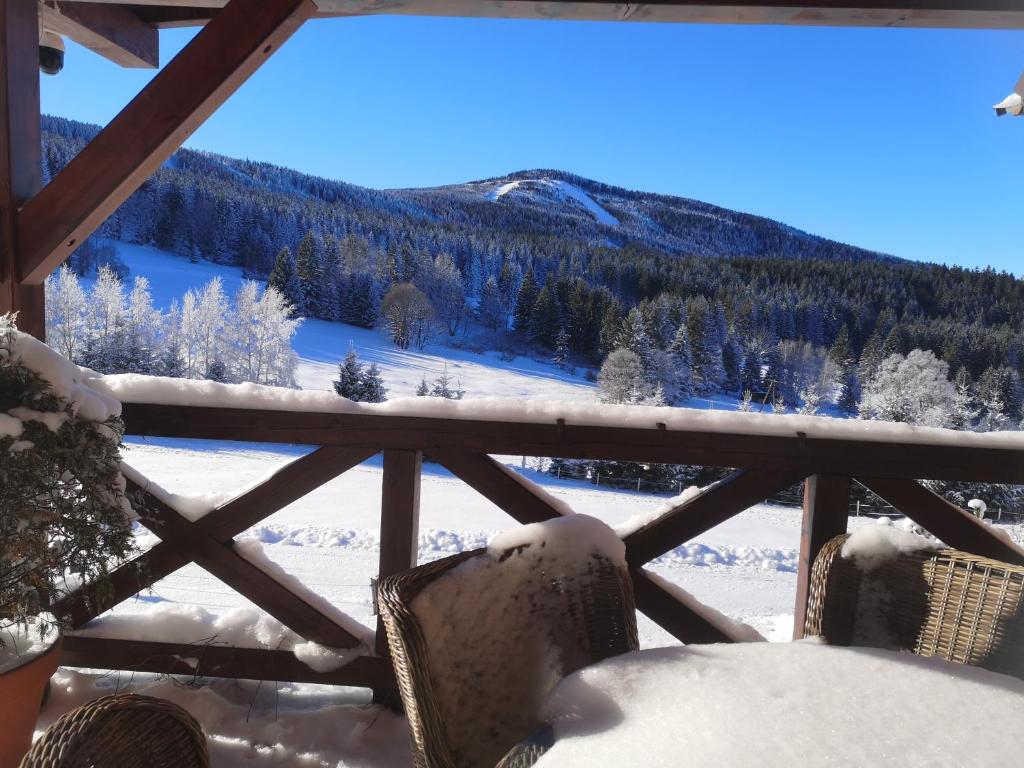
[43,114,1024,425]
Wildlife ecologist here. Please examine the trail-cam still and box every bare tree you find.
[380,283,436,350]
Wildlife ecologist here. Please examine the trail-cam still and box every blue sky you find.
[41,17,1024,274]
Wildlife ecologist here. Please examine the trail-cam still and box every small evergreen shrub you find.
[0,316,136,642]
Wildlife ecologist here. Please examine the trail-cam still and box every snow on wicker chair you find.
[805,533,1024,679]
[378,516,639,768]
[20,693,209,768]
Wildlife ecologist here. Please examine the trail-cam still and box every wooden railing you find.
[55,402,1024,697]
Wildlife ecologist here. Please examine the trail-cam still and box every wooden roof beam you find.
[17,0,317,286]
[40,2,158,68]
[55,0,1024,29]
[314,0,1024,30]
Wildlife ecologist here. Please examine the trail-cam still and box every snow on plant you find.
[45,267,300,387]
[859,350,957,428]
[0,315,136,643]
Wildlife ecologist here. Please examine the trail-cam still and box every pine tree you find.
[415,376,430,396]
[479,276,505,332]
[552,326,571,370]
[267,247,303,317]
[513,268,539,333]
[740,345,762,395]
[528,285,559,348]
[333,348,364,400]
[360,362,387,403]
[667,323,694,402]
[295,231,322,318]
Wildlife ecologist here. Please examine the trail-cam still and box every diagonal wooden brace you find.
[18,0,317,285]
[54,445,377,630]
[432,449,747,644]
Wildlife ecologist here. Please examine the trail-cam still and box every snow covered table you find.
[535,641,1024,767]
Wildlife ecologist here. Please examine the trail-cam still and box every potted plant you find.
[0,314,135,767]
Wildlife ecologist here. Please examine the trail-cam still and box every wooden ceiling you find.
[40,0,1024,69]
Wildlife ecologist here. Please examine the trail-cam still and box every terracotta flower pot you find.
[0,637,61,768]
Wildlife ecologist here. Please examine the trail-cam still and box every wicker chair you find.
[805,533,1024,678]
[21,693,209,768]
[378,546,639,768]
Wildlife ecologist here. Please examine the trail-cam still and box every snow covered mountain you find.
[393,168,894,263]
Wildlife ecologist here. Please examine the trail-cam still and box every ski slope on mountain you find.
[486,177,620,227]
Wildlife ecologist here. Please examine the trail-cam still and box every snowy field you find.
[43,242,974,767]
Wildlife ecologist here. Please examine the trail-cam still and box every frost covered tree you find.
[423,253,466,336]
[859,349,956,428]
[380,283,436,350]
[223,281,300,387]
[668,323,694,403]
[552,327,571,370]
[45,267,87,361]
[597,348,650,405]
[178,277,228,379]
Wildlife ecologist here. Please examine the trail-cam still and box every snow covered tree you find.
[333,348,387,402]
[416,366,465,399]
[597,348,650,405]
[44,267,87,361]
[478,276,505,332]
[423,253,466,336]
[859,349,956,428]
[380,283,436,350]
[552,327,571,370]
[668,323,694,403]
[333,348,364,400]
[361,363,387,403]
[224,281,300,387]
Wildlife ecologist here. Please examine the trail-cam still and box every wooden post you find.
[376,449,421,656]
[793,475,851,639]
[0,0,44,338]
[374,449,420,707]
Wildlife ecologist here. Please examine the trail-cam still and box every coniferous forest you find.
[43,114,1024,434]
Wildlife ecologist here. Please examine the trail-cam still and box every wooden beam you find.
[435,449,744,643]
[54,446,376,627]
[71,0,1024,30]
[61,635,394,688]
[857,477,1024,566]
[17,0,317,285]
[41,2,158,68]
[631,568,740,644]
[624,468,807,567]
[0,0,44,337]
[432,449,568,525]
[121,403,1024,484]
[318,0,1024,29]
[131,4,219,28]
[132,480,363,648]
[793,475,850,639]
[376,449,421,656]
